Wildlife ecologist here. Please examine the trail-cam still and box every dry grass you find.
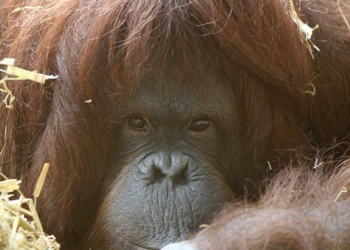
[0,164,60,250]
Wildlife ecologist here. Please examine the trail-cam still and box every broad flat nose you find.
[139,151,189,184]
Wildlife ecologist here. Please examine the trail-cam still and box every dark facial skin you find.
[87,75,237,249]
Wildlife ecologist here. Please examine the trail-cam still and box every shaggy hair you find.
[0,0,350,249]
[164,163,350,250]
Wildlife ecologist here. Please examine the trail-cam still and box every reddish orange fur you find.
[1,0,350,249]
[183,163,350,249]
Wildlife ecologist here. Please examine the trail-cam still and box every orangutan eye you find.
[189,118,210,132]
[128,116,149,130]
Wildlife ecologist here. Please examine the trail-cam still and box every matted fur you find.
[164,163,350,250]
[1,0,350,249]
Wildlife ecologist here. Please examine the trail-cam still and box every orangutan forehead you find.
[120,76,235,118]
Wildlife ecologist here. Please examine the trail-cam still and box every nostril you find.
[139,152,191,185]
[150,161,188,185]
[171,163,188,185]
[152,166,166,183]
